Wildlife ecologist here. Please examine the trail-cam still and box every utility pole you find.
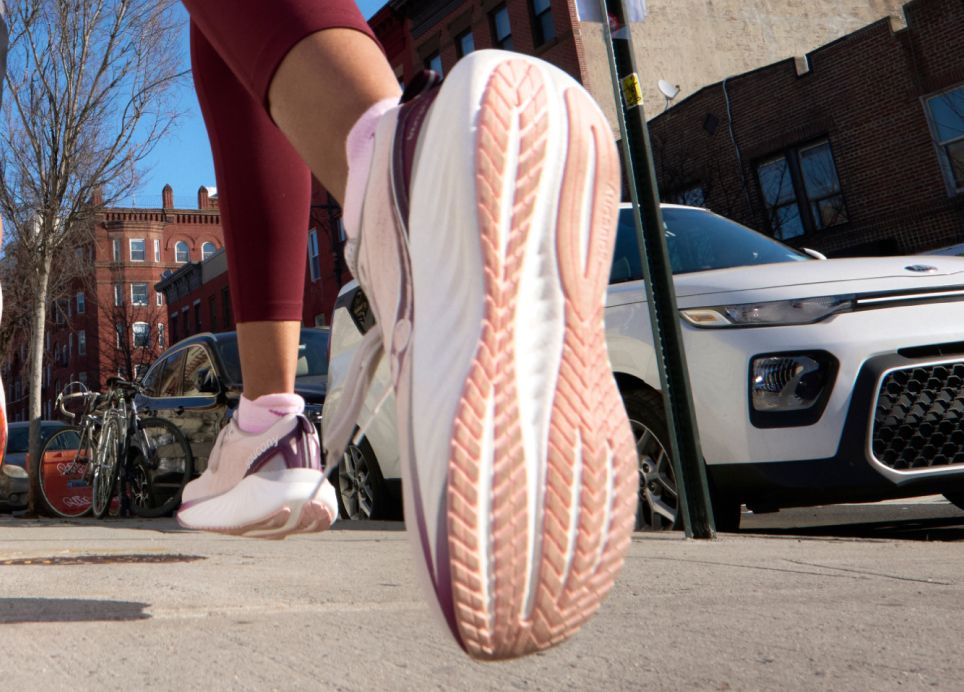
[597,0,716,538]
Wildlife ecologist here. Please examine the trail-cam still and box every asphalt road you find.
[1,499,962,691]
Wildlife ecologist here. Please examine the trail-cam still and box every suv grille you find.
[872,362,964,470]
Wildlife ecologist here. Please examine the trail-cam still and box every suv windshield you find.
[610,206,809,283]
[215,329,330,386]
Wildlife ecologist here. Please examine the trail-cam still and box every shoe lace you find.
[321,325,386,470]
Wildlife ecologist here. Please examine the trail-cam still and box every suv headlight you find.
[2,464,28,479]
[749,351,838,427]
[681,295,855,328]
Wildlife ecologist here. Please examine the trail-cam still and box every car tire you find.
[334,434,389,521]
[621,387,741,533]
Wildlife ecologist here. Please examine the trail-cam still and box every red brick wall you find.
[649,0,964,256]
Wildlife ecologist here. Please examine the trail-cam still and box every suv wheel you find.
[622,387,741,532]
[334,435,387,520]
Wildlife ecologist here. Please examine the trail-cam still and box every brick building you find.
[648,0,964,256]
[3,186,224,422]
[385,0,907,133]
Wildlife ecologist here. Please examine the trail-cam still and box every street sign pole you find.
[597,0,716,538]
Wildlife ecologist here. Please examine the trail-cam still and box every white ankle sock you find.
[343,98,397,235]
[237,393,305,434]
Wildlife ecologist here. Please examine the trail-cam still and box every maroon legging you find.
[183,1,377,322]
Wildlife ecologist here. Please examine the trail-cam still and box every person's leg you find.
[177,23,337,538]
[189,22,309,400]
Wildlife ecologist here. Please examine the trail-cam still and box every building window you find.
[201,241,216,261]
[54,299,68,324]
[133,322,150,348]
[308,228,321,282]
[208,294,217,331]
[78,330,86,356]
[424,51,443,76]
[129,238,146,262]
[194,300,202,333]
[154,238,161,262]
[175,241,190,263]
[158,323,165,349]
[156,291,164,306]
[182,307,190,335]
[757,139,847,240]
[112,238,121,261]
[131,282,148,306]
[76,291,85,315]
[456,30,474,58]
[170,313,178,343]
[530,0,555,46]
[68,333,73,360]
[668,185,706,207]
[114,283,123,307]
[491,4,513,51]
[79,371,87,387]
[925,86,964,193]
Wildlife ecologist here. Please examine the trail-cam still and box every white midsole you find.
[178,468,334,530]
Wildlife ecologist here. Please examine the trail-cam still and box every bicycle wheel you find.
[35,426,93,518]
[91,417,121,519]
[128,417,193,518]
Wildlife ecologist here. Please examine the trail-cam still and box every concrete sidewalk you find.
[0,515,960,691]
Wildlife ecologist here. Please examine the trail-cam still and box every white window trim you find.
[129,238,146,262]
[114,283,123,307]
[78,330,86,356]
[112,238,121,261]
[154,238,161,263]
[132,321,150,348]
[156,291,164,306]
[175,241,190,264]
[131,282,149,306]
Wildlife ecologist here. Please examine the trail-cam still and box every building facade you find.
[3,185,224,422]
[648,0,964,256]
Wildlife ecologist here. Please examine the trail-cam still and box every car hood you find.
[609,256,964,307]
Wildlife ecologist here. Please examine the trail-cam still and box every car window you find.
[5,426,29,454]
[140,358,164,395]
[609,207,810,283]
[156,351,186,398]
[295,330,329,381]
[182,345,217,397]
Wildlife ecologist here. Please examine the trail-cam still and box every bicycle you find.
[90,377,194,519]
[35,382,104,518]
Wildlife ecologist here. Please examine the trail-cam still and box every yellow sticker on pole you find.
[621,73,643,108]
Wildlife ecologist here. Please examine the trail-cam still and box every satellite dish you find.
[658,79,679,100]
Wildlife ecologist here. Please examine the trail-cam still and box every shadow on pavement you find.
[745,515,964,542]
[0,598,150,624]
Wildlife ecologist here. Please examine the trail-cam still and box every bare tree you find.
[99,299,167,384]
[0,0,186,507]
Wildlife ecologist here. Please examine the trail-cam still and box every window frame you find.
[76,291,85,315]
[201,241,216,261]
[756,138,848,241]
[530,0,556,47]
[132,321,150,349]
[924,85,964,195]
[154,238,161,262]
[131,282,149,306]
[175,241,190,264]
[308,228,321,282]
[78,330,86,356]
[456,29,475,58]
[490,4,514,50]
[129,238,146,262]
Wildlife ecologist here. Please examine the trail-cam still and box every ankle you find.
[237,393,305,434]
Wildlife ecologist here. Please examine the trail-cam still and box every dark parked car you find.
[1,421,68,510]
[134,328,330,476]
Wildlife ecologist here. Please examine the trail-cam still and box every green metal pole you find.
[597,0,715,538]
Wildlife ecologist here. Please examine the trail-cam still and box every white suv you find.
[323,204,964,530]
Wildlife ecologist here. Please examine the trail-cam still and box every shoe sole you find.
[400,52,638,660]
[176,469,336,540]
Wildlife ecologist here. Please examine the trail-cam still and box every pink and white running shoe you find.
[327,50,638,660]
[177,415,337,539]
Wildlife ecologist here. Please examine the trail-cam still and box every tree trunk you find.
[26,255,51,514]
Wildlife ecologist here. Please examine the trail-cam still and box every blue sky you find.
[134,1,387,209]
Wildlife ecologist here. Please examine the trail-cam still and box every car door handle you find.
[175,407,185,415]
